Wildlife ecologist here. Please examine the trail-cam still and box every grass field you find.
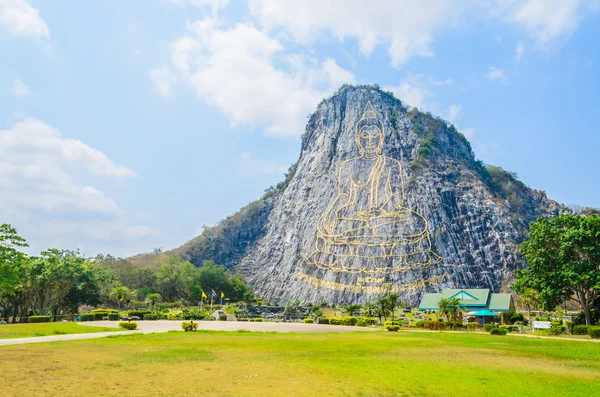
[0,323,120,339]
[1,330,599,396]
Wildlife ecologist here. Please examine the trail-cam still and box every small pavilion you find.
[418,289,515,324]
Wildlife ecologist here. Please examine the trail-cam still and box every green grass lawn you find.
[1,330,599,396]
[0,323,120,339]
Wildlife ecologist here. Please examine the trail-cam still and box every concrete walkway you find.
[0,320,378,346]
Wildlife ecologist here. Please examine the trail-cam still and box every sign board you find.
[531,321,551,329]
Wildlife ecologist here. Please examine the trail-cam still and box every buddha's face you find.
[356,126,383,156]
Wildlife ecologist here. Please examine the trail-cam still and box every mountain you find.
[154,84,565,305]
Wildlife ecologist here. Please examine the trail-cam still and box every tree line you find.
[0,224,253,320]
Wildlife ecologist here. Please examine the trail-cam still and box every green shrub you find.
[79,313,95,322]
[303,318,314,324]
[548,324,566,335]
[28,316,50,323]
[218,314,227,321]
[384,320,400,326]
[108,313,120,321]
[424,321,447,330]
[237,318,248,321]
[342,317,358,326]
[490,328,507,335]
[328,318,342,325]
[91,308,118,314]
[564,320,573,333]
[484,323,498,332]
[415,320,426,328]
[356,317,374,327]
[127,310,152,319]
[467,322,478,331]
[573,325,590,335]
[385,325,400,332]
[119,322,138,330]
[182,311,206,320]
[253,318,263,322]
[588,327,600,339]
[144,312,159,320]
[318,318,329,325]
[508,312,525,324]
[181,321,198,332]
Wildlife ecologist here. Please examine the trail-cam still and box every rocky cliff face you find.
[178,85,564,305]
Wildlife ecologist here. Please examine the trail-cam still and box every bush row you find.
[28,316,50,323]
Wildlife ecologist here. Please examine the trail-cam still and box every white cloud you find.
[9,78,29,96]
[249,0,469,67]
[148,67,176,98]
[0,116,156,254]
[499,0,599,47]
[486,66,505,80]
[240,152,288,174]
[515,42,525,62]
[0,0,49,38]
[170,0,229,14]
[447,104,462,123]
[160,18,354,136]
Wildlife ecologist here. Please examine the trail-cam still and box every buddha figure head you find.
[355,102,384,158]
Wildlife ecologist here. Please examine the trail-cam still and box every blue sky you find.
[1,0,599,257]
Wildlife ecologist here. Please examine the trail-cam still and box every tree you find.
[376,297,391,322]
[437,298,450,322]
[343,304,362,317]
[145,293,162,310]
[387,294,401,320]
[110,286,132,311]
[362,302,377,318]
[519,288,541,318]
[447,297,463,326]
[514,214,600,325]
[0,224,28,300]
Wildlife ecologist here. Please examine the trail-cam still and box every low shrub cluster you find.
[356,317,375,327]
[108,313,120,321]
[253,318,263,322]
[303,318,314,324]
[237,318,248,321]
[318,318,329,325]
[329,318,342,325]
[588,327,600,339]
[467,322,478,331]
[385,325,400,332]
[181,321,198,332]
[342,317,358,326]
[490,328,507,335]
[143,312,159,320]
[218,314,227,321]
[423,321,447,330]
[573,325,590,335]
[484,323,498,332]
[119,322,138,330]
[548,321,566,335]
[28,316,50,323]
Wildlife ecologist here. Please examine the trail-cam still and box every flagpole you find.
[210,294,213,312]
[200,295,203,311]
[220,294,223,307]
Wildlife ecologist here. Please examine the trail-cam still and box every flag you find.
[211,289,216,297]
[202,291,207,299]
[221,292,225,298]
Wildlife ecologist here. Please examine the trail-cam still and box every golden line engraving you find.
[296,272,450,294]
[305,101,442,275]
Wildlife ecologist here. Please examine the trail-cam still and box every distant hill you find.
[133,84,567,305]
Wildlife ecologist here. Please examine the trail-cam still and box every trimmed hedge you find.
[490,328,507,335]
[484,323,498,332]
[573,325,590,335]
[589,327,600,339]
[108,313,120,321]
[303,318,314,323]
[318,318,329,325]
[218,314,227,321]
[119,322,138,330]
[80,313,95,322]
[127,310,152,320]
[182,321,198,332]
[144,312,159,320]
[93,313,104,321]
[28,316,50,323]
[253,318,263,322]
[342,317,357,326]
[385,325,400,332]
[237,318,248,321]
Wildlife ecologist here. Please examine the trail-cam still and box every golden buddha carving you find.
[306,102,442,274]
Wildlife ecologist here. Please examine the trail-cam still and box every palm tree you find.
[447,297,463,328]
[343,304,362,317]
[520,288,540,319]
[110,286,132,312]
[387,294,401,320]
[437,297,451,322]
[145,293,162,310]
[363,302,377,318]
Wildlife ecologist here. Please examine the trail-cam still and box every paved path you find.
[0,320,378,346]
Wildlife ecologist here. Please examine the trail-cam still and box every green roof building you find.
[418,289,515,313]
